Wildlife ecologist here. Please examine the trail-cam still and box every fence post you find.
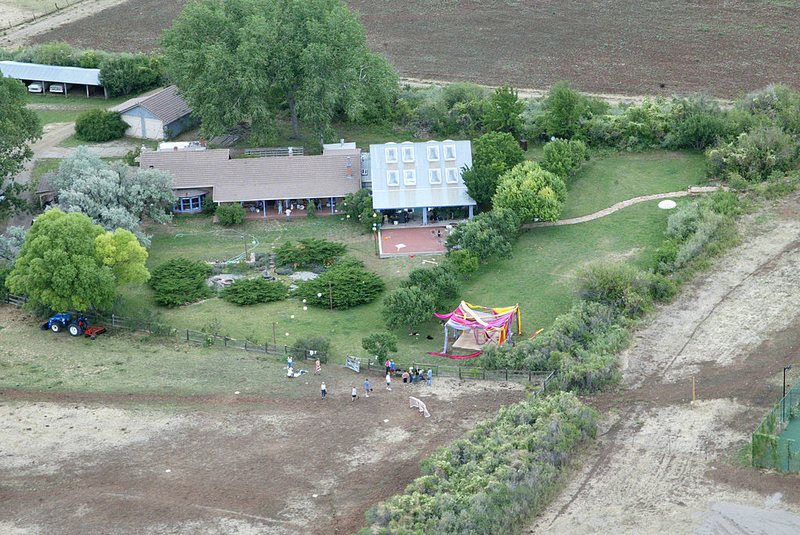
[265,342,268,354]
[505,369,508,381]
[224,337,228,346]
[458,366,461,380]
[186,329,189,341]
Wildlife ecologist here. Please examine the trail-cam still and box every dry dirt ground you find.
[3,0,799,99]
[528,194,800,534]
[0,334,526,535]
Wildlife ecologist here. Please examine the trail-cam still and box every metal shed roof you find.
[0,61,101,86]
[369,140,476,210]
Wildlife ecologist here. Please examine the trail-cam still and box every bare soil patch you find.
[0,345,526,534]
[528,195,800,534]
[10,0,799,98]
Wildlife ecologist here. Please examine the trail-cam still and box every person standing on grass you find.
[286,207,292,222]
[364,378,371,398]
[351,386,359,402]
[386,372,392,391]
[321,382,327,399]
[287,355,293,369]
[315,358,321,375]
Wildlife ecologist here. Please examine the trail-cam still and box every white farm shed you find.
[110,85,194,140]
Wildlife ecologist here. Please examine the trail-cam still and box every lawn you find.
[0,308,315,399]
[26,93,132,126]
[114,149,697,365]
[561,150,707,219]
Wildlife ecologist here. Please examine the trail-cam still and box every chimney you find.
[200,137,206,147]
[173,146,178,151]
[340,139,345,146]
[347,156,352,177]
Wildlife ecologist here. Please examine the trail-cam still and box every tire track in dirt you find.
[661,239,800,378]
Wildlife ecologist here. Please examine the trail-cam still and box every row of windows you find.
[385,144,457,164]
[387,168,459,186]
[173,194,204,213]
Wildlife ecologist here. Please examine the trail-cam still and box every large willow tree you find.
[161,0,398,142]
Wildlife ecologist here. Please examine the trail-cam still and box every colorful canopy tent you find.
[433,302,521,354]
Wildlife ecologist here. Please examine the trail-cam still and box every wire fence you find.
[2,0,75,31]
[3,293,554,386]
[361,359,554,387]
[752,379,800,472]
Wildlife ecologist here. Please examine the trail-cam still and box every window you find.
[402,145,415,162]
[387,170,400,186]
[429,168,442,184]
[445,168,459,184]
[403,169,416,185]
[385,147,398,163]
[427,145,440,161]
[444,144,457,161]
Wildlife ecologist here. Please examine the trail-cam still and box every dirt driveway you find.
[528,196,800,534]
[0,342,525,534]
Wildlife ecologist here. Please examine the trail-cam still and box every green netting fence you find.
[752,379,800,472]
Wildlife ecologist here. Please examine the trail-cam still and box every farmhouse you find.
[109,85,194,140]
[0,60,107,98]
[139,144,360,214]
[369,140,476,225]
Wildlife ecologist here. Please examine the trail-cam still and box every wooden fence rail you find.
[363,359,554,387]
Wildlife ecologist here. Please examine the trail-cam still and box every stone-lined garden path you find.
[523,186,723,228]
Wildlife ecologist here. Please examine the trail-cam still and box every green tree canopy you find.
[6,210,147,312]
[539,80,609,140]
[0,76,42,213]
[483,84,524,138]
[94,228,150,285]
[161,0,399,142]
[48,147,176,247]
[381,285,435,333]
[493,162,567,224]
[462,131,525,208]
[362,332,398,361]
[445,208,519,261]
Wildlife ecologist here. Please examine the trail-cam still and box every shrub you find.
[295,257,385,309]
[362,392,598,534]
[444,249,480,279]
[493,161,567,224]
[362,332,398,361]
[706,126,798,182]
[149,257,211,307]
[539,138,589,178]
[274,265,294,276]
[446,207,519,261]
[400,265,460,311]
[221,278,288,305]
[99,53,164,97]
[216,204,245,226]
[382,286,436,333]
[74,109,128,142]
[201,196,216,215]
[274,238,346,268]
[578,261,653,318]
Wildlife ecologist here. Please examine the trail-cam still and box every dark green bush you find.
[201,196,216,215]
[274,238,346,268]
[74,109,127,142]
[99,53,164,97]
[149,258,211,307]
[216,204,245,226]
[221,278,287,305]
[295,257,385,310]
[400,265,460,311]
[578,261,653,318]
[539,138,589,178]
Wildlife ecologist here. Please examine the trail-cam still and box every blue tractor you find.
[41,313,90,336]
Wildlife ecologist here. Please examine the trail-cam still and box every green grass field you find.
[113,149,701,365]
[561,150,706,219]
[0,314,313,399]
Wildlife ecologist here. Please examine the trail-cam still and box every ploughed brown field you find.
[28,0,800,99]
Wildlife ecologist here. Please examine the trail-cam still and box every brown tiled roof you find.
[138,149,361,203]
[111,85,192,124]
[139,149,231,189]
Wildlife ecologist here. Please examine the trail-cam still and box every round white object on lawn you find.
[658,199,677,209]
